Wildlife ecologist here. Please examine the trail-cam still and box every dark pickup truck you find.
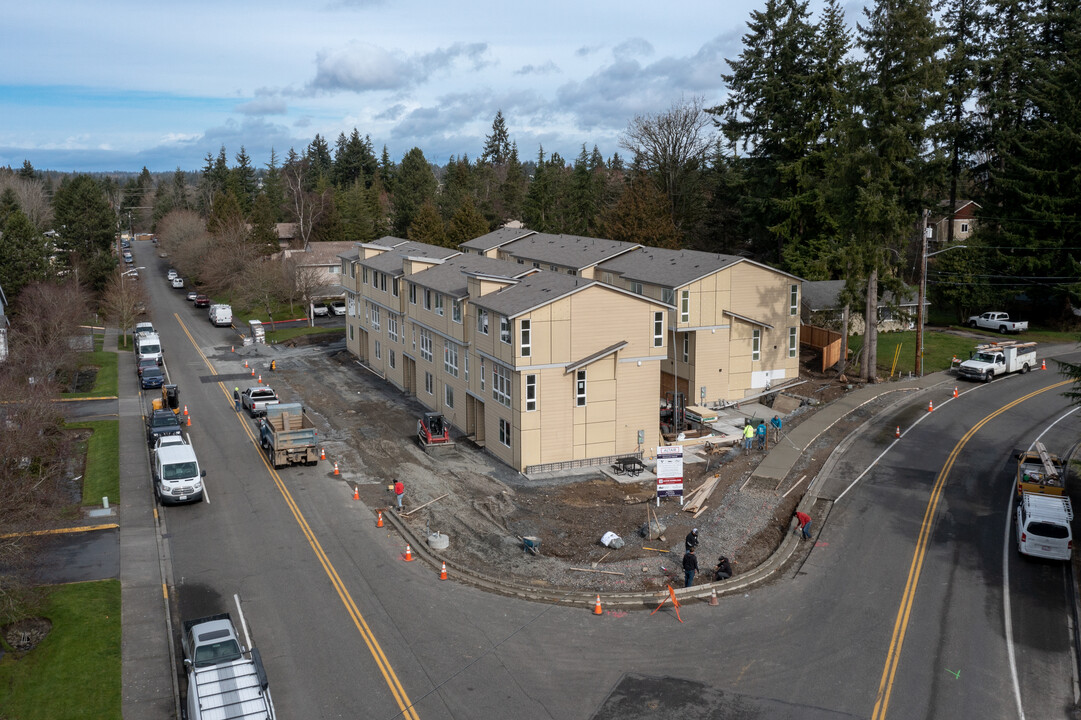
[146,409,182,446]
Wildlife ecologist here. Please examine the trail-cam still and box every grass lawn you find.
[61,351,118,399]
[65,420,120,506]
[0,579,121,720]
[849,329,986,377]
[266,326,346,343]
[945,324,1080,346]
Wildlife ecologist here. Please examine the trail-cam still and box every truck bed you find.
[263,404,316,449]
[190,656,273,720]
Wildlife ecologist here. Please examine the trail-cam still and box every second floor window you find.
[789,327,798,358]
[500,315,510,344]
[520,319,531,357]
[575,370,587,407]
[435,293,444,316]
[452,299,462,323]
[478,308,489,335]
[492,363,511,407]
[653,312,664,347]
[371,305,380,331]
[680,289,690,323]
[420,328,433,362]
[444,342,459,377]
[790,284,798,316]
[752,329,761,361]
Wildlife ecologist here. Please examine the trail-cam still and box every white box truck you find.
[956,341,1036,382]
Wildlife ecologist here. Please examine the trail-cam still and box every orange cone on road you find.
[928,400,934,412]
[183,404,189,416]
[1042,359,1047,370]
[187,415,192,427]
[376,510,383,527]
[953,386,958,398]
[440,561,448,580]
[251,367,255,377]
[244,359,249,368]
[334,461,340,476]
[709,588,719,606]
[257,374,263,384]
[231,345,235,353]
[593,595,603,615]
[320,447,326,460]
[895,426,900,438]
[403,544,414,562]
[352,485,358,500]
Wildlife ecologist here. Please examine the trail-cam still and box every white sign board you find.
[655,445,684,501]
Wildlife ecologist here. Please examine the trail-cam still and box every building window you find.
[477,308,489,335]
[420,328,433,362]
[492,364,511,407]
[525,374,537,411]
[412,326,416,350]
[364,301,370,324]
[390,350,396,369]
[380,273,386,292]
[631,281,643,295]
[445,384,454,408]
[349,261,355,279]
[464,353,469,382]
[653,312,664,347]
[371,270,378,288]
[329,265,341,275]
[388,315,398,342]
[500,315,511,344]
[960,222,970,233]
[341,260,349,276]
[549,264,558,272]
[392,278,399,297]
[789,327,798,358]
[371,305,380,331]
[575,370,586,407]
[374,340,381,359]
[499,417,511,448]
[680,289,690,323]
[409,283,417,305]
[435,293,444,316]
[752,329,761,361]
[682,334,689,362]
[789,284,798,316]
[452,299,462,324]
[520,319,531,357]
[425,372,433,395]
[480,357,486,390]
[349,325,354,340]
[532,262,540,269]
[662,288,674,306]
[444,341,459,377]
[424,289,432,311]
[363,268,369,285]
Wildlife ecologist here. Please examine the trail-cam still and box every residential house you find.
[801,280,927,334]
[929,200,980,242]
[278,241,357,304]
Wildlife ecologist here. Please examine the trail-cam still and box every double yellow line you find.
[174,315,421,720]
[872,379,1071,719]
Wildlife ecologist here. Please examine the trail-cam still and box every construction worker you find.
[742,422,754,450]
[770,415,782,443]
[270,359,276,371]
[233,387,241,412]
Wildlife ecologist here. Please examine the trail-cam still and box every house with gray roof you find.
[459,227,537,256]
[495,233,640,277]
[801,279,926,334]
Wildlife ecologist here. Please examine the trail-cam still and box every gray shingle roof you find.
[469,271,594,318]
[801,280,920,311]
[597,246,746,289]
[409,255,535,298]
[459,227,537,251]
[500,233,638,270]
[358,241,460,275]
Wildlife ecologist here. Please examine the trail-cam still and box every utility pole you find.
[917,209,930,377]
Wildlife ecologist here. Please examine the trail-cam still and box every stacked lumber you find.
[684,475,721,514]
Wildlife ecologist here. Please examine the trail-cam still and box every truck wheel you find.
[1021,364,1029,374]
[983,372,993,383]
[968,320,978,328]
[999,325,1008,334]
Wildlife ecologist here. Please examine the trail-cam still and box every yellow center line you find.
[872,379,1071,720]
[174,314,421,719]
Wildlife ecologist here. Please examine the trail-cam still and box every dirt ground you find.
[270,342,865,593]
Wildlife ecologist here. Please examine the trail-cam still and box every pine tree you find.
[391,148,437,237]
[447,196,490,246]
[262,149,284,223]
[498,142,527,222]
[603,172,681,249]
[337,181,378,244]
[52,175,115,290]
[482,110,511,165]
[230,146,257,215]
[0,209,49,298]
[407,201,447,246]
[249,192,280,255]
[306,134,333,187]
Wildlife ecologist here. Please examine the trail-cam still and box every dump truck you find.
[259,403,319,468]
[181,613,275,720]
[956,341,1037,382]
[1016,441,1065,498]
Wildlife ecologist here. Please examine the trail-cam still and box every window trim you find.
[752,328,761,361]
[499,417,512,448]
[680,289,690,323]
[789,284,798,316]
[653,312,664,347]
[788,327,798,358]
[520,319,531,357]
[499,315,511,344]
[477,308,489,335]
[525,374,537,412]
[575,369,586,407]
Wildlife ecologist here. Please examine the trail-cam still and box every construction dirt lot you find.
[263,338,880,594]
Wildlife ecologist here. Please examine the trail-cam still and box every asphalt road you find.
[134,242,1081,719]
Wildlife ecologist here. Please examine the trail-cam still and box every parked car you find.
[167,269,178,280]
[329,300,346,316]
[141,366,165,389]
[123,253,134,264]
[172,277,185,289]
[137,357,158,378]
[194,294,210,308]
[146,409,182,446]
[186,291,198,301]
[312,303,329,317]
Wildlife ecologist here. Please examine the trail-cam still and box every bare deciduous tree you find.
[619,96,713,231]
[282,157,330,250]
[101,270,149,346]
[9,281,90,384]
[0,171,54,230]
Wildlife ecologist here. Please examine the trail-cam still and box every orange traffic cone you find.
[320,447,326,460]
[183,404,188,416]
[231,345,235,353]
[187,415,192,427]
[376,510,383,527]
[593,595,603,615]
[953,386,958,398]
[709,588,718,606]
[404,544,414,562]
[257,374,262,384]
[1041,359,1047,370]
[895,426,900,438]
[352,485,358,500]
[928,400,934,412]
[250,367,255,377]
[244,359,249,368]
[334,461,340,476]
[440,561,448,580]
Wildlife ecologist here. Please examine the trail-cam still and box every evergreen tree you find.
[379,145,394,191]
[438,155,475,220]
[52,174,115,290]
[568,145,601,235]
[337,181,378,244]
[0,187,19,227]
[447,196,490,246]
[482,110,512,165]
[172,167,190,212]
[407,201,446,246]
[523,146,555,231]
[249,192,280,255]
[229,146,257,214]
[0,209,49,298]
[498,142,528,221]
[207,190,244,236]
[306,134,333,187]
[17,160,37,180]
[262,149,284,223]
[602,171,681,249]
[391,148,437,237]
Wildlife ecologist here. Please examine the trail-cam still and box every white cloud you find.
[235,98,289,115]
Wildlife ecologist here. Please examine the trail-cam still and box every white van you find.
[208,304,232,327]
[1016,492,1073,560]
[134,321,155,337]
[136,332,163,366]
[152,439,205,504]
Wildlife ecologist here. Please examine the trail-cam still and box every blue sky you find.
[1,0,852,173]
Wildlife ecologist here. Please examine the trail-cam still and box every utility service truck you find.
[181,613,275,720]
[1016,441,1065,498]
[258,403,319,468]
[956,341,1037,382]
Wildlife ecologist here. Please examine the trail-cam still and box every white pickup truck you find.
[967,312,1027,334]
[956,341,1037,382]
[241,386,280,417]
[182,613,275,720]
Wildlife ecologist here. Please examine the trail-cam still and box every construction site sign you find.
[656,446,684,503]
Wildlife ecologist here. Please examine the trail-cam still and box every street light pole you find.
[917,210,929,377]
